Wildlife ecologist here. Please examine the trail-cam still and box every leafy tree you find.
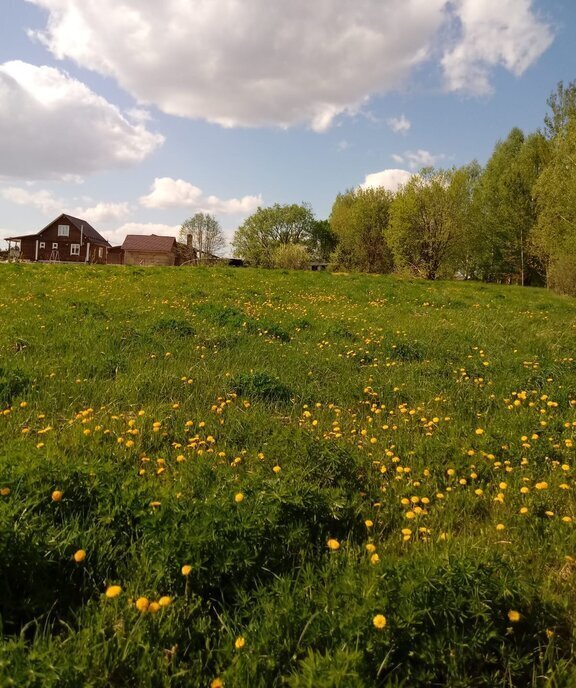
[232,203,315,267]
[544,81,576,140]
[471,129,547,284]
[307,219,338,262]
[179,213,226,262]
[388,167,474,280]
[329,187,394,273]
[533,118,576,290]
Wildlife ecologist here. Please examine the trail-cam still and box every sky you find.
[1,0,576,250]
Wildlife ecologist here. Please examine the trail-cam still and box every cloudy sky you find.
[1,0,575,248]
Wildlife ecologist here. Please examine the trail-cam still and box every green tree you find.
[533,118,576,291]
[179,213,226,262]
[232,203,315,267]
[329,187,394,273]
[388,167,474,280]
[272,243,310,270]
[471,128,547,284]
[307,219,338,262]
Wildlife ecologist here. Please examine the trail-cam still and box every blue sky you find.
[1,0,575,248]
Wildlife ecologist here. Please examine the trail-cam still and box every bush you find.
[272,244,310,270]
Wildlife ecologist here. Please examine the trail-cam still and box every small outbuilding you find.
[117,234,180,266]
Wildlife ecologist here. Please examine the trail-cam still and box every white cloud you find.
[103,222,181,247]
[140,177,262,214]
[393,149,446,169]
[442,0,554,94]
[387,115,411,134]
[25,0,552,131]
[0,185,131,224]
[361,169,413,193]
[0,60,164,180]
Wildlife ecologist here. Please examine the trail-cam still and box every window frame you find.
[39,241,46,249]
[52,243,58,250]
[58,225,70,237]
[70,243,81,256]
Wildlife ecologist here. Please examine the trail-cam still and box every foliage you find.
[388,167,475,279]
[233,203,316,267]
[179,212,226,262]
[329,187,394,273]
[272,243,310,270]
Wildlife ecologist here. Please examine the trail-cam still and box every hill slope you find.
[1,264,576,687]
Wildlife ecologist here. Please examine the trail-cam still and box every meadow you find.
[1,263,576,687]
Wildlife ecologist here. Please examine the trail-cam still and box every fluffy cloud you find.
[387,115,411,134]
[103,222,181,247]
[361,169,413,192]
[0,60,164,180]
[26,0,552,130]
[140,177,262,214]
[442,0,554,94]
[392,150,446,170]
[0,186,131,224]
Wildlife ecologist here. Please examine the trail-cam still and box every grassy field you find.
[1,263,576,687]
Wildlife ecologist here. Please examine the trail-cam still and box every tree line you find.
[182,82,576,294]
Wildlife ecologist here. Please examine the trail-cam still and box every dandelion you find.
[366,543,376,553]
[535,482,549,490]
[158,596,172,607]
[364,519,373,528]
[135,597,149,612]
[148,601,160,613]
[475,428,485,435]
[373,614,387,629]
[51,490,63,502]
[272,465,281,474]
[235,636,245,649]
[508,610,521,622]
[370,553,380,565]
[327,538,340,551]
[211,680,223,688]
[73,549,86,563]
[105,585,122,599]
[181,564,192,576]
[495,523,505,531]
[234,492,244,503]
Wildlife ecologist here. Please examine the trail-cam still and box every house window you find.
[98,247,103,258]
[70,244,80,256]
[58,225,69,237]
[39,242,45,249]
[52,243,58,250]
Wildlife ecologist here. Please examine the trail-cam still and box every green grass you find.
[1,263,576,687]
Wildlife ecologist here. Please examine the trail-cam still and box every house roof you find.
[121,234,177,253]
[5,213,111,247]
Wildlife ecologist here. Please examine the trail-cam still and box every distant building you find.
[5,213,111,263]
[112,234,181,266]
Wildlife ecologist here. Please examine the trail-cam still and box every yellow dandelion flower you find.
[234,492,244,503]
[158,596,172,607]
[272,465,281,474]
[135,597,149,613]
[73,549,86,563]
[373,614,387,629]
[235,636,245,650]
[51,490,63,502]
[327,538,340,551]
[508,610,521,622]
[366,543,376,553]
[365,519,374,528]
[495,523,505,531]
[148,601,160,613]
[370,553,380,565]
[211,680,223,688]
[181,564,192,576]
[105,585,122,599]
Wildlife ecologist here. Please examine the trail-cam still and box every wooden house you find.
[5,213,111,264]
[117,234,180,266]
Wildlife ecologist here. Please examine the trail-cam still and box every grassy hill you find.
[1,263,576,687]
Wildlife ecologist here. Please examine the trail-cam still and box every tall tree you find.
[533,117,576,291]
[388,167,474,280]
[329,187,394,273]
[472,128,546,284]
[179,213,226,262]
[232,203,315,267]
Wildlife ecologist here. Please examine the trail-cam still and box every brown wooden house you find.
[5,213,111,264]
[114,234,181,266]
